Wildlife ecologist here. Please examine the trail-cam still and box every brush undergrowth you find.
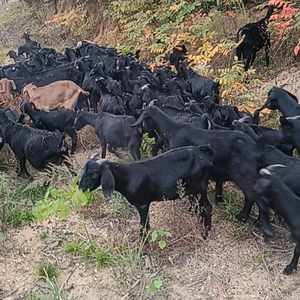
[214,192,249,238]
[0,174,49,233]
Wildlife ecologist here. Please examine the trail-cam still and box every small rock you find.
[60,261,71,269]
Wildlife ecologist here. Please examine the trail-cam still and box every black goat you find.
[169,45,188,69]
[256,86,300,117]
[79,146,214,236]
[176,60,219,100]
[73,110,142,160]
[236,119,294,156]
[18,33,41,57]
[95,77,126,115]
[232,121,300,238]
[0,109,70,180]
[20,101,77,154]
[236,5,275,71]
[280,115,300,155]
[131,106,267,236]
[255,167,300,275]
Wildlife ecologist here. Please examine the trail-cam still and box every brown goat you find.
[22,80,89,111]
[0,78,16,104]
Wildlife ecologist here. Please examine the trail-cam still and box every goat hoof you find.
[263,230,274,243]
[215,195,223,205]
[236,212,246,222]
[289,234,297,243]
[283,265,295,275]
[202,226,210,239]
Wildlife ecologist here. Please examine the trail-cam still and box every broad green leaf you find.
[164,231,171,237]
[59,204,70,219]
[149,283,157,292]
[151,231,158,242]
[154,279,162,289]
[158,240,166,249]
[71,193,79,206]
[157,229,164,236]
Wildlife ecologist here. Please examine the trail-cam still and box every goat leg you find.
[138,204,150,244]
[215,178,225,204]
[236,196,253,222]
[255,197,274,242]
[265,36,270,67]
[17,156,33,181]
[67,129,77,155]
[108,145,123,159]
[283,243,300,275]
[199,193,212,238]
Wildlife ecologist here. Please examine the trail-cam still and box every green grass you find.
[25,276,68,300]
[6,205,35,227]
[1,179,49,229]
[62,240,81,254]
[17,181,49,205]
[38,261,59,280]
[94,249,112,268]
[63,239,112,268]
[40,232,48,240]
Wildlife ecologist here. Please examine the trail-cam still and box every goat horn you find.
[238,116,253,123]
[266,164,286,170]
[278,83,289,89]
[286,115,300,120]
[74,41,82,49]
[259,168,272,176]
[141,84,150,90]
[96,159,107,165]
[89,153,100,159]
[207,119,212,130]
[149,99,158,106]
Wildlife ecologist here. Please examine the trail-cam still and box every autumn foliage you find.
[268,0,299,53]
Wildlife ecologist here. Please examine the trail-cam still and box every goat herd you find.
[1,4,300,276]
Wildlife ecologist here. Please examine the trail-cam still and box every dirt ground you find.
[1,171,300,300]
[1,0,300,299]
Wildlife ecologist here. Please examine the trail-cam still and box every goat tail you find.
[80,89,90,96]
[265,5,275,20]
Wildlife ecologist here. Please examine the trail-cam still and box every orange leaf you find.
[260,108,271,115]
[225,10,236,18]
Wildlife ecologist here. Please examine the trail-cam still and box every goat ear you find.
[279,116,292,128]
[222,107,230,121]
[255,177,272,195]
[199,144,214,157]
[131,112,147,127]
[101,165,115,201]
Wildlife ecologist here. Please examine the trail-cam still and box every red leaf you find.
[294,40,300,56]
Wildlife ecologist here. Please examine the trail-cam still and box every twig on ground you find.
[250,233,280,300]
[60,266,77,293]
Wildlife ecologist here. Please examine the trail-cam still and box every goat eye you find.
[92,172,98,178]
